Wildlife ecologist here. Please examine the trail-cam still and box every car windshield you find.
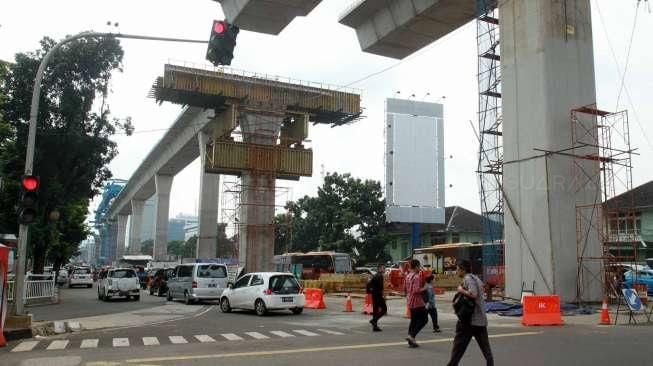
[269,275,300,294]
[198,265,227,278]
[111,270,135,278]
[74,268,91,274]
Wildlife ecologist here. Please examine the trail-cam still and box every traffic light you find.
[18,175,39,224]
[206,20,239,66]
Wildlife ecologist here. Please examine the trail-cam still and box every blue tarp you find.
[484,301,594,317]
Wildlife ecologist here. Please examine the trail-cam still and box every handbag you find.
[453,292,475,323]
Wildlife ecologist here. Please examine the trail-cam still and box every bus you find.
[273,251,353,279]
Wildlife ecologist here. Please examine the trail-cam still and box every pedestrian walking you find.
[367,264,387,332]
[404,259,428,348]
[447,260,494,366]
[424,274,441,333]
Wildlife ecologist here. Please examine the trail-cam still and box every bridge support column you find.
[197,132,219,259]
[154,174,174,260]
[115,214,128,262]
[128,199,145,255]
[238,113,283,272]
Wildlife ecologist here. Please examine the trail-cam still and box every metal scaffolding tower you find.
[476,0,504,289]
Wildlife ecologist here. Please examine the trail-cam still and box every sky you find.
[1,0,652,223]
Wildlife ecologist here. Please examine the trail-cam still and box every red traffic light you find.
[22,175,39,191]
[213,21,226,35]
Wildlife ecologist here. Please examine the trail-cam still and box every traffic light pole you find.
[14,31,207,315]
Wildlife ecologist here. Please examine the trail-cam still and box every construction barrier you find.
[303,288,326,309]
[522,295,564,326]
[363,294,373,315]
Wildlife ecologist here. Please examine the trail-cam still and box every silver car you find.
[166,263,228,304]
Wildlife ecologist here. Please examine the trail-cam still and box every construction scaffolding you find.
[570,105,637,304]
[476,0,504,289]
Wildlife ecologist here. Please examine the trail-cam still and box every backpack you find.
[452,275,479,323]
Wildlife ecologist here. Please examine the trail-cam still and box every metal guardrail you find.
[6,274,57,304]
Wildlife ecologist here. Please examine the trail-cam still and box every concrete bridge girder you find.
[217,0,323,35]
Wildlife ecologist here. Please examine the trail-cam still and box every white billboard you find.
[385,98,445,224]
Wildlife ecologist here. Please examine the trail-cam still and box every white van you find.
[166,263,228,304]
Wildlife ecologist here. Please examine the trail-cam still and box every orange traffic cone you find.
[344,293,354,312]
[599,297,611,325]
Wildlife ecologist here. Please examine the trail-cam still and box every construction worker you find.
[367,264,387,332]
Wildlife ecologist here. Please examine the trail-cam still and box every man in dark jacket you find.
[367,264,387,332]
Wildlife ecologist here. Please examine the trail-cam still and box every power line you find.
[615,1,640,110]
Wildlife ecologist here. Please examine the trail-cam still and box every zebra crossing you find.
[9,328,348,353]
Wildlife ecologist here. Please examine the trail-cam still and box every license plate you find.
[282,297,293,303]
[208,283,217,288]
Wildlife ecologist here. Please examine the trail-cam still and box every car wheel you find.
[255,299,267,316]
[220,297,232,313]
[184,291,193,305]
[88,284,93,288]
[133,295,140,301]
[291,307,303,315]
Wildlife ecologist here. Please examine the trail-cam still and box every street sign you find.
[622,288,644,311]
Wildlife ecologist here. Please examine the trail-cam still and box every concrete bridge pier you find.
[197,131,220,259]
[154,174,174,260]
[128,199,145,255]
[115,214,128,261]
[238,113,284,272]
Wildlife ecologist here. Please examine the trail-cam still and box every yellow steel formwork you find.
[206,140,313,178]
[152,64,362,125]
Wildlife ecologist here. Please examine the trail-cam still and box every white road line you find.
[46,340,69,350]
[11,341,40,352]
[270,331,295,338]
[317,329,345,335]
[142,337,160,346]
[113,338,130,347]
[169,336,188,344]
[245,332,270,340]
[221,333,244,341]
[80,339,99,349]
[194,335,216,343]
[293,330,320,337]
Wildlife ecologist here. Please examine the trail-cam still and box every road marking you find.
[142,337,160,346]
[80,339,99,348]
[195,335,216,343]
[113,338,130,347]
[11,341,40,352]
[46,340,69,350]
[169,336,188,344]
[270,331,295,338]
[221,333,244,341]
[123,331,542,363]
[317,329,344,335]
[245,332,270,340]
[293,329,320,337]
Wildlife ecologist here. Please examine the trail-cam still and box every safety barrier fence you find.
[7,274,57,304]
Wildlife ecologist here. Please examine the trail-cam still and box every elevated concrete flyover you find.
[339,0,482,59]
[216,0,323,35]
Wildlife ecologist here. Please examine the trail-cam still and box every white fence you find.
[7,274,57,304]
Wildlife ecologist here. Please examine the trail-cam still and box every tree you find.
[278,173,391,265]
[140,239,154,256]
[216,223,236,258]
[168,238,196,259]
[0,36,131,272]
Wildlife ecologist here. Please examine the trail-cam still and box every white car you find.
[69,267,93,288]
[97,268,140,301]
[220,272,305,316]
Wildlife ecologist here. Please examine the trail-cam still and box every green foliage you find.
[276,172,391,265]
[0,36,130,272]
[141,239,154,256]
[168,238,196,259]
[216,223,236,258]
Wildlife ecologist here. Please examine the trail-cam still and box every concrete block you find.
[5,314,32,329]
[53,321,66,334]
[66,321,82,332]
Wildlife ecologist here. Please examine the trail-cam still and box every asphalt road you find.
[4,299,653,366]
[27,283,169,321]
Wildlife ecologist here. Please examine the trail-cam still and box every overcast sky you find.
[1,0,651,222]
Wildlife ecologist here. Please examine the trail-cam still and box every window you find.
[176,265,193,278]
[234,275,251,289]
[111,270,135,279]
[451,232,460,243]
[269,275,300,294]
[73,268,91,275]
[608,212,642,236]
[197,265,227,278]
[250,274,264,286]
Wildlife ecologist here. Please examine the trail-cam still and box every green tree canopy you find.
[277,172,391,265]
[141,239,154,256]
[0,36,131,272]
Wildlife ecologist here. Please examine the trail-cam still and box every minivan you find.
[166,263,229,304]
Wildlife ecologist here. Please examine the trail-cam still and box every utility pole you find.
[14,31,208,315]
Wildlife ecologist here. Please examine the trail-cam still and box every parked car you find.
[167,263,229,304]
[353,267,375,276]
[69,267,93,288]
[624,269,653,295]
[220,272,305,316]
[97,268,141,301]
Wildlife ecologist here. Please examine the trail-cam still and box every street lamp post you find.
[14,31,207,315]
